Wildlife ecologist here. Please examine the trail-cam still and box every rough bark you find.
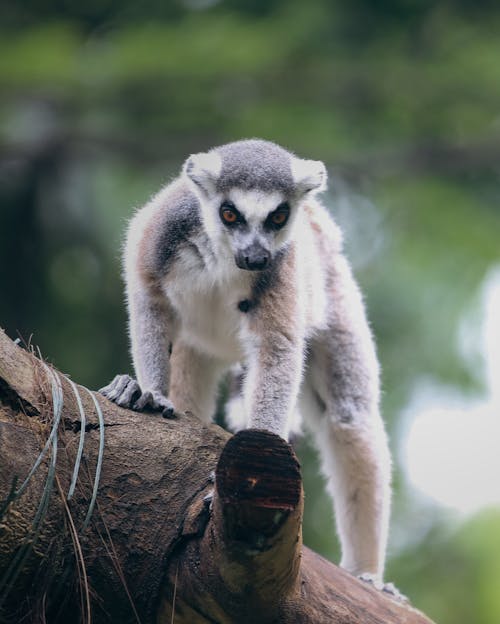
[0,329,434,624]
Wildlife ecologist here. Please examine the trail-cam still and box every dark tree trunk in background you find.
[0,329,434,624]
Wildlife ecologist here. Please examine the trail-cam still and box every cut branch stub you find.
[216,429,302,507]
[215,427,302,557]
[173,429,304,624]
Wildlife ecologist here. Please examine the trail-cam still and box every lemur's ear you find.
[183,151,222,196]
[291,158,327,195]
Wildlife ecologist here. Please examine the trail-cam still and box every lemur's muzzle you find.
[235,242,270,271]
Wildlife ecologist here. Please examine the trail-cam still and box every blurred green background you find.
[1,1,500,622]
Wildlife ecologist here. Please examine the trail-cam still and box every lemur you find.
[100,139,392,585]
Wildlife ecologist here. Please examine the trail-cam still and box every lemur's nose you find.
[236,243,270,271]
[245,256,268,270]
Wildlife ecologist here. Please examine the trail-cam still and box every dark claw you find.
[127,386,142,406]
[119,378,141,405]
[133,390,153,411]
[162,406,176,419]
[116,380,141,408]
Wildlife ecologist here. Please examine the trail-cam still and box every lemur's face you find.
[216,188,294,271]
[184,140,327,271]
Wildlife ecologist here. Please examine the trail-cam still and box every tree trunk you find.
[0,329,434,624]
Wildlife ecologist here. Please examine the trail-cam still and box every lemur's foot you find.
[201,472,216,512]
[99,374,177,418]
[358,573,408,603]
[203,489,214,510]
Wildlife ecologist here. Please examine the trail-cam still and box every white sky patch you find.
[403,266,500,515]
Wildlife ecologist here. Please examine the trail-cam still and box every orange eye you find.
[222,209,238,224]
[271,211,288,225]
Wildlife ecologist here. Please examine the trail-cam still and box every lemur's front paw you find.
[100,374,141,407]
[133,389,177,419]
[358,573,408,603]
[99,375,177,418]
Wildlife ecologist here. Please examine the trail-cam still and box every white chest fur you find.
[163,245,251,362]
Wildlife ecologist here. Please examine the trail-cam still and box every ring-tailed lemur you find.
[100,139,392,584]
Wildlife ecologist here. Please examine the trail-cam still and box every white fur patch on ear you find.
[291,158,327,195]
[183,151,222,195]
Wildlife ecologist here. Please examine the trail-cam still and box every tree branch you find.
[0,329,434,623]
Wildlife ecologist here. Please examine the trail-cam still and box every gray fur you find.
[144,183,204,277]
[215,139,295,195]
[100,139,394,588]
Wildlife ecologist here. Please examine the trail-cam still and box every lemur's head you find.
[183,139,327,271]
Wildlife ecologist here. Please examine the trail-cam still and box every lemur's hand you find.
[133,388,177,419]
[100,374,177,418]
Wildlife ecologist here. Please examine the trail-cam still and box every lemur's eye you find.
[272,211,287,225]
[266,202,290,230]
[222,209,237,223]
[220,201,241,226]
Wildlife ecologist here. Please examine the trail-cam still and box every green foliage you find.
[1,1,499,622]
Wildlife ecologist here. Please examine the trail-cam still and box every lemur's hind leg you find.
[169,341,226,423]
[304,334,391,580]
